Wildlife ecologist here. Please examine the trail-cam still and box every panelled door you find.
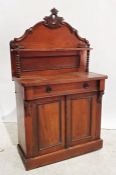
[66,92,100,147]
[30,96,65,156]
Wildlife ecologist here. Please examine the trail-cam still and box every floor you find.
[0,122,116,175]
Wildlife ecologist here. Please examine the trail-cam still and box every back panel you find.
[10,9,90,78]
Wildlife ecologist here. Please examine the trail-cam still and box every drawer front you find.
[25,81,98,100]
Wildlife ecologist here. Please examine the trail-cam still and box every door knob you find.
[46,85,52,93]
[83,82,89,89]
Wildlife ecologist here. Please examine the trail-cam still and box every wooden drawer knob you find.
[46,85,52,93]
[83,82,89,89]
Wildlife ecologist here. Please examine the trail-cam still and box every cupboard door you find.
[29,96,65,156]
[66,92,99,147]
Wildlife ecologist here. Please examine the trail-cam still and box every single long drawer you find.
[24,80,98,100]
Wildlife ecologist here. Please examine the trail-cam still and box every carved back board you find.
[10,8,90,78]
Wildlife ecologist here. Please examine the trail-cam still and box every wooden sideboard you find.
[10,8,107,170]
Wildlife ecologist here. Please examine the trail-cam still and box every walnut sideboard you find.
[10,8,108,170]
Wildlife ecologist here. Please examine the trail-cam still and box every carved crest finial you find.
[43,8,64,28]
[51,8,58,15]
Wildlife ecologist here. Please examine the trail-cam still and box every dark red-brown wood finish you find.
[10,8,107,170]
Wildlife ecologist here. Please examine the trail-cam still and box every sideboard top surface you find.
[15,72,107,87]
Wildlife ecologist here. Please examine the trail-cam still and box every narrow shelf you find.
[11,47,92,57]
[11,47,92,52]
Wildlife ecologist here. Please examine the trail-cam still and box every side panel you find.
[15,82,27,154]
